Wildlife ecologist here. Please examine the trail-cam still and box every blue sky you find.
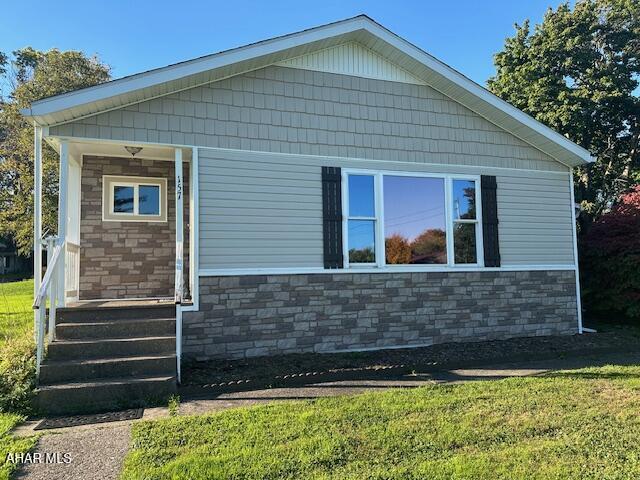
[383,176,445,241]
[1,0,567,88]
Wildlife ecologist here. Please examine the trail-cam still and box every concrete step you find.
[39,354,177,384]
[36,375,177,415]
[57,304,176,323]
[56,318,176,340]
[47,336,175,361]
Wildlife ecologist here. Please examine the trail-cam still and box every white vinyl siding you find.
[198,148,574,270]
[199,149,322,268]
[496,171,574,265]
[276,42,426,85]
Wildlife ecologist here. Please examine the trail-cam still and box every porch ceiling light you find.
[124,146,143,157]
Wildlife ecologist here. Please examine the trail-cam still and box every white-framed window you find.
[345,174,378,265]
[102,176,168,222]
[342,170,483,269]
[451,179,480,265]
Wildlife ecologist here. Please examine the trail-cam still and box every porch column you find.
[174,147,184,382]
[33,126,43,335]
[174,147,184,298]
[57,140,69,306]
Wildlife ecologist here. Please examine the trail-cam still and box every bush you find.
[0,332,35,414]
[580,186,640,319]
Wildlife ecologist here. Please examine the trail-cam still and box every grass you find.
[0,278,37,480]
[0,279,33,342]
[0,414,37,480]
[123,364,640,480]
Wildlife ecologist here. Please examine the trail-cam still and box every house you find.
[22,16,593,413]
[0,237,30,277]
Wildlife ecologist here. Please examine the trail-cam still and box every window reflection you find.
[139,185,160,215]
[113,186,134,213]
[348,220,376,263]
[383,176,446,264]
[452,180,476,220]
[348,175,375,217]
[454,223,477,264]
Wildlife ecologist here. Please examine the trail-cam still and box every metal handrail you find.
[33,242,63,310]
[33,237,64,380]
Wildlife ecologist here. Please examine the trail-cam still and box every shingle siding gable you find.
[50,65,566,172]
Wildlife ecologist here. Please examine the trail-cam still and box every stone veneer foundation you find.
[80,156,189,300]
[182,270,578,360]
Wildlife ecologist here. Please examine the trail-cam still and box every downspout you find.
[569,171,584,334]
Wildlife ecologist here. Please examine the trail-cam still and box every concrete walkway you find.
[12,351,640,480]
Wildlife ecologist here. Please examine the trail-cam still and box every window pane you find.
[139,185,160,215]
[383,176,446,264]
[113,186,134,213]
[454,223,477,264]
[452,180,476,220]
[348,175,375,217]
[348,220,376,263]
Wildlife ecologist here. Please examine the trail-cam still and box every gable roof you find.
[22,15,594,167]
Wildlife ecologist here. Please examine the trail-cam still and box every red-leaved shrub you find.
[580,186,640,319]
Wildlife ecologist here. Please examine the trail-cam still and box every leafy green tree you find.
[411,229,447,264]
[0,48,110,255]
[488,0,640,223]
[348,247,375,264]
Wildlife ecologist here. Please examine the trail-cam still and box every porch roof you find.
[21,15,594,167]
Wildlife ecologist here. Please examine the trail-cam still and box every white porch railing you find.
[65,241,80,301]
[32,236,64,379]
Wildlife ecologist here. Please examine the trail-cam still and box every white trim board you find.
[195,145,571,175]
[24,15,592,167]
[49,136,571,175]
[199,265,577,277]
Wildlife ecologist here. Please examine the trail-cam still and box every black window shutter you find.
[481,175,501,267]
[322,167,343,269]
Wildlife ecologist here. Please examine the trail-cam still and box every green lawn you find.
[0,414,37,480]
[0,279,33,342]
[0,279,37,480]
[123,364,640,480]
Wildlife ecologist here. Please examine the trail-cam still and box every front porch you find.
[31,135,198,411]
[34,138,196,305]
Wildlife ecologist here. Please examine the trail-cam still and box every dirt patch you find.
[183,325,640,393]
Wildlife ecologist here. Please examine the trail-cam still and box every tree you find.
[348,247,375,263]
[580,185,640,318]
[488,0,640,223]
[385,234,412,264]
[0,48,110,255]
[411,229,447,264]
